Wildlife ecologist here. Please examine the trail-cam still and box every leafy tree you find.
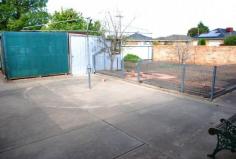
[224,36,236,45]
[187,28,199,37]
[43,9,86,31]
[187,22,209,37]
[89,21,102,35]
[197,22,209,34]
[0,0,49,31]
[43,8,102,35]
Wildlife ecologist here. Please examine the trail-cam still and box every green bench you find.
[207,114,236,159]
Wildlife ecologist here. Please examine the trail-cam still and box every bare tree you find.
[98,11,135,70]
[174,42,192,64]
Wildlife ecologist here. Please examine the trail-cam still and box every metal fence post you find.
[86,18,92,89]
[136,60,142,82]
[180,64,186,93]
[92,54,96,73]
[121,58,125,78]
[117,56,119,71]
[103,52,106,70]
[210,66,217,101]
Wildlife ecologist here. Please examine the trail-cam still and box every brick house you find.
[193,27,236,46]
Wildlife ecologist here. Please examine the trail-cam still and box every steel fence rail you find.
[136,60,236,100]
[94,56,236,100]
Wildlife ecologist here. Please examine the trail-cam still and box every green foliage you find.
[43,9,86,31]
[198,39,206,45]
[198,22,209,34]
[89,21,103,35]
[0,0,49,31]
[153,41,159,45]
[224,36,236,45]
[124,54,141,63]
[187,22,209,37]
[187,28,198,37]
[43,8,103,35]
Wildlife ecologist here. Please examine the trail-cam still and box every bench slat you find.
[215,114,236,129]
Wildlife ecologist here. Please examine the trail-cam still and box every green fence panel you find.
[0,35,2,70]
[2,32,69,79]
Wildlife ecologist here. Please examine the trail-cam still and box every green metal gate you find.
[1,32,69,79]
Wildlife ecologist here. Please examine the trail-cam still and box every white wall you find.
[69,34,121,76]
[69,34,105,76]
[94,53,121,71]
[122,46,153,60]
[192,39,223,46]
[192,40,198,46]
[207,40,223,46]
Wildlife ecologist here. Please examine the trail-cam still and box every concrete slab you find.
[214,90,236,109]
[105,97,235,159]
[118,144,172,159]
[0,86,98,153]
[0,121,142,159]
[0,75,235,159]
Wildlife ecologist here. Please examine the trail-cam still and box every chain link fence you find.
[94,54,236,100]
[183,64,213,98]
[214,64,236,97]
[138,60,181,91]
[93,53,125,78]
[137,60,236,99]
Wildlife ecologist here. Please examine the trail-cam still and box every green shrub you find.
[123,54,141,63]
[224,36,236,45]
[198,39,206,45]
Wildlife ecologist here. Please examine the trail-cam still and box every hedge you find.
[224,36,236,46]
[123,54,141,63]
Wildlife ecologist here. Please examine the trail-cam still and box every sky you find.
[47,0,236,37]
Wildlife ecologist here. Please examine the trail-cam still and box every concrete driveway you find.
[0,75,235,159]
[214,90,236,109]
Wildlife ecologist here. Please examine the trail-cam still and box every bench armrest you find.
[208,118,236,136]
[208,128,221,135]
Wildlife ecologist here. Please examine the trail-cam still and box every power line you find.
[22,19,82,30]
[22,29,152,35]
[21,17,152,35]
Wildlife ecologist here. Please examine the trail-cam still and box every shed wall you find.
[2,32,69,79]
[69,34,121,76]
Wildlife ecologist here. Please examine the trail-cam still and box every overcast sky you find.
[47,0,236,37]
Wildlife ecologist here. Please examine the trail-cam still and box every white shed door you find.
[70,36,87,76]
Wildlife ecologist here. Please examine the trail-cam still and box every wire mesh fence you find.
[184,64,213,98]
[94,54,236,99]
[95,61,138,79]
[138,60,181,91]
[137,60,236,99]
[214,64,236,97]
[93,53,125,78]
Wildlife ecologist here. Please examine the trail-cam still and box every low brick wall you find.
[153,45,236,65]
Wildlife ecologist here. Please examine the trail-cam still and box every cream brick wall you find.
[153,45,236,65]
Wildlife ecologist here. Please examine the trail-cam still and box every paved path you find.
[0,75,235,159]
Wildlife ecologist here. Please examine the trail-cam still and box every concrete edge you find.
[95,73,217,107]
[213,85,236,99]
